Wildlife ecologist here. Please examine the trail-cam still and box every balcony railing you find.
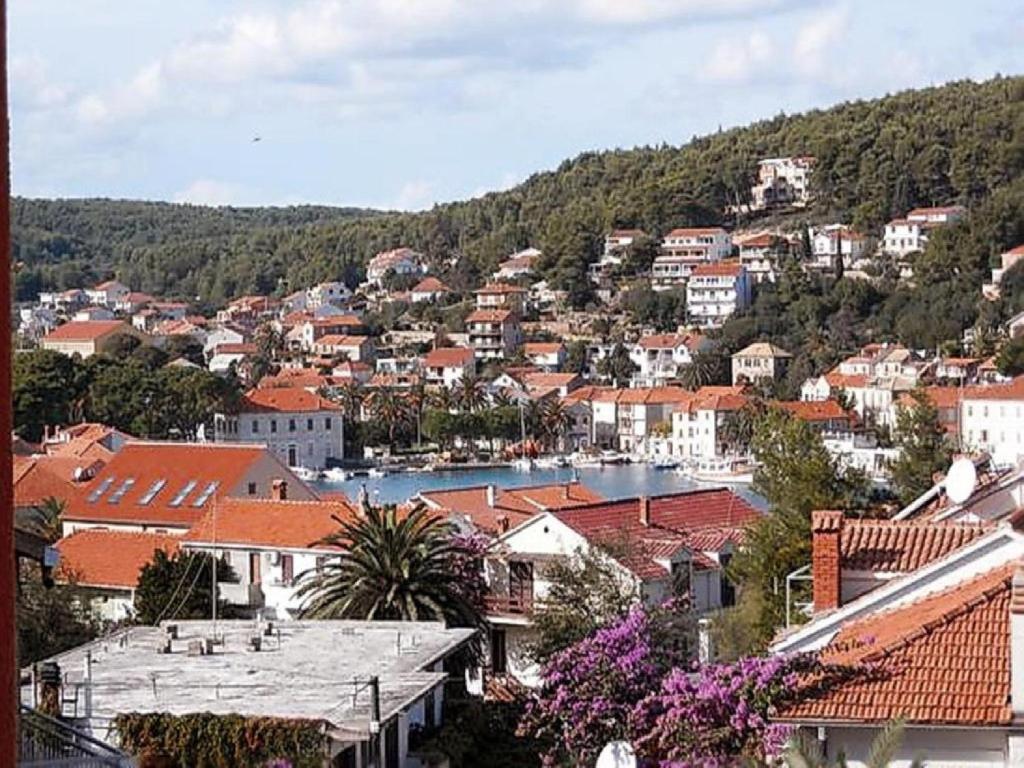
[19,706,132,767]
[484,592,534,616]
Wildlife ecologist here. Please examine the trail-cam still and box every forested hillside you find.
[12,76,1024,333]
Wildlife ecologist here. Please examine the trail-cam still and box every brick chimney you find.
[271,479,288,501]
[1011,562,1024,715]
[639,496,650,527]
[811,510,844,613]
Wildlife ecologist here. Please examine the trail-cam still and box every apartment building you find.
[686,261,752,328]
[652,227,732,289]
[731,342,792,385]
[629,333,706,387]
[466,309,520,360]
[750,157,814,209]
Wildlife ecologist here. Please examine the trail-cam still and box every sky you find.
[9,0,1023,211]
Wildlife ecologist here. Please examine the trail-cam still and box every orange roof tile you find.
[637,333,702,351]
[839,518,989,573]
[665,227,728,237]
[314,334,369,348]
[423,347,475,367]
[961,376,1024,402]
[56,530,180,589]
[242,388,341,413]
[775,400,853,422]
[782,565,1012,726]
[523,342,564,355]
[43,320,129,342]
[690,260,743,278]
[13,456,83,508]
[475,283,526,295]
[412,277,449,293]
[184,497,357,550]
[62,442,293,528]
[466,309,512,323]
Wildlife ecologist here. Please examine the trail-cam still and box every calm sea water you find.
[313,463,768,510]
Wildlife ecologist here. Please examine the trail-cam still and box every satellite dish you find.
[945,457,977,504]
[596,742,637,768]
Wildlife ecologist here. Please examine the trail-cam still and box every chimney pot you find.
[811,510,844,613]
[639,496,650,527]
[271,479,288,501]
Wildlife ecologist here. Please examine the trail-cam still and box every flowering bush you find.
[518,606,682,767]
[447,530,491,614]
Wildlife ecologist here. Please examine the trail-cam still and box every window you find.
[288,419,297,432]
[247,482,257,496]
[325,417,332,430]
[192,481,220,507]
[490,628,508,674]
[138,479,166,505]
[280,554,294,585]
[271,420,278,434]
[251,420,259,434]
[168,480,198,507]
[87,477,116,503]
[307,418,314,431]
[315,556,327,573]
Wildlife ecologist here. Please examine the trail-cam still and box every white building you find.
[983,244,1024,300]
[809,225,871,270]
[493,248,541,281]
[84,280,130,308]
[409,276,450,304]
[652,228,733,289]
[960,377,1024,468]
[366,247,425,286]
[422,346,476,388]
[215,388,344,470]
[686,261,752,328]
[750,157,814,210]
[735,233,792,283]
[629,333,705,387]
[523,342,566,372]
[671,388,749,461]
[731,342,792,385]
[466,309,520,360]
[882,206,965,259]
[589,229,647,283]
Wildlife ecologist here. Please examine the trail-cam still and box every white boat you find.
[570,453,602,468]
[293,466,324,482]
[678,457,756,485]
[368,468,387,478]
[650,456,679,470]
[535,455,570,469]
[599,450,628,466]
[511,458,534,472]
[322,467,348,482]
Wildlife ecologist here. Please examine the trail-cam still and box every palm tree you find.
[454,375,487,413]
[491,389,513,409]
[782,719,919,768]
[680,351,721,390]
[26,497,65,544]
[335,381,365,423]
[428,386,455,413]
[541,398,571,452]
[369,386,410,451]
[296,504,484,628]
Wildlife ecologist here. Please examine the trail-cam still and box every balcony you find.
[19,706,133,767]
[484,592,534,617]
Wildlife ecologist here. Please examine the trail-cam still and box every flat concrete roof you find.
[22,620,475,741]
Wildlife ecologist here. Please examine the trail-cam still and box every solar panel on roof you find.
[168,480,198,507]
[192,481,220,507]
[86,477,115,503]
[138,479,167,505]
[107,478,136,504]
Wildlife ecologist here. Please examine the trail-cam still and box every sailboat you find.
[511,399,534,472]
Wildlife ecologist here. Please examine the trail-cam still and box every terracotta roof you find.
[961,376,1024,402]
[839,518,990,573]
[56,530,180,589]
[608,229,646,238]
[421,482,604,536]
[734,342,792,358]
[94,280,125,290]
[475,283,526,295]
[690,260,743,278]
[314,334,368,348]
[900,386,961,410]
[638,333,701,351]
[824,371,869,389]
[241,388,341,413]
[62,442,290,528]
[523,342,564,355]
[466,309,512,323]
[43,320,129,342]
[257,369,330,390]
[907,206,965,218]
[781,565,1012,726]
[184,497,357,550]
[211,342,256,356]
[736,233,784,248]
[555,489,759,580]
[13,456,82,508]
[423,347,475,367]
[1003,244,1024,257]
[411,277,449,293]
[775,400,853,422]
[664,227,727,237]
[309,315,364,328]
[523,372,578,390]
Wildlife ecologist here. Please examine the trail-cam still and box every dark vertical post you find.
[0,0,16,756]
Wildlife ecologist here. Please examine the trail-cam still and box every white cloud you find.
[793,5,848,78]
[391,180,437,211]
[10,55,73,111]
[700,31,774,83]
[174,178,250,206]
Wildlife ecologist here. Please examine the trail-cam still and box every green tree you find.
[680,350,726,390]
[995,336,1024,377]
[12,349,84,441]
[528,544,640,665]
[368,386,411,451]
[890,389,954,505]
[134,550,236,625]
[564,340,588,374]
[17,563,102,665]
[296,504,485,629]
[596,342,636,385]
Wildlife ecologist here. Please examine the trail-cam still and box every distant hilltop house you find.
[808,224,872,271]
[589,229,647,283]
[731,342,793,385]
[882,205,966,259]
[493,247,541,281]
[652,227,733,290]
[366,247,425,286]
[750,156,815,210]
[983,243,1024,300]
[734,232,794,284]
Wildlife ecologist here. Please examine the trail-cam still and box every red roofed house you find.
[775,399,856,434]
[523,342,566,372]
[493,247,541,281]
[630,333,708,386]
[410,276,451,304]
[85,279,130,308]
[882,206,964,259]
[671,386,750,460]
[182,495,358,618]
[770,509,1024,766]
[960,376,1024,467]
[484,488,759,684]
[310,334,374,362]
[735,232,792,283]
[466,308,521,360]
[475,283,526,314]
[296,316,366,351]
[587,386,699,453]
[422,346,476,387]
[686,261,751,328]
[55,530,180,621]
[61,442,316,536]
[366,247,424,286]
[215,388,344,470]
[41,320,148,358]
